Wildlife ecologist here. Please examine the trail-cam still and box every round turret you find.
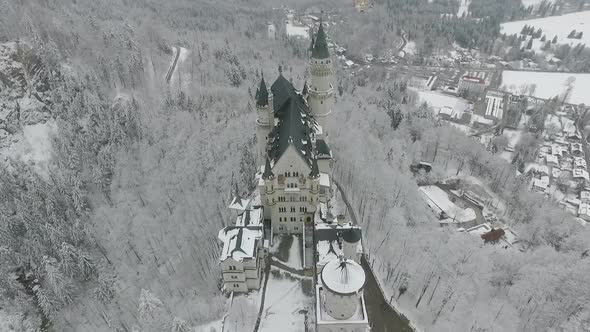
[321,258,366,320]
[342,229,361,262]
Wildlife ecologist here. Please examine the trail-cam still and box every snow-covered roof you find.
[228,196,251,211]
[319,172,330,187]
[321,258,365,295]
[218,227,263,262]
[235,206,263,227]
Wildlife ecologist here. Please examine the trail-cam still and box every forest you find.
[0,0,589,331]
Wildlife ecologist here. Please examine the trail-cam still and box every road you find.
[333,179,415,332]
[165,46,181,83]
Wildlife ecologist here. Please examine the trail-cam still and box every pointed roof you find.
[269,74,316,165]
[312,18,330,59]
[262,157,274,180]
[309,156,320,178]
[256,74,269,107]
[302,81,309,95]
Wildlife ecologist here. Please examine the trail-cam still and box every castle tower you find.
[261,157,275,220]
[255,74,273,165]
[308,18,333,138]
[320,257,366,320]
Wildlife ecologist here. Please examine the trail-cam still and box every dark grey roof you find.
[316,139,331,157]
[262,157,274,179]
[342,228,361,243]
[312,19,330,59]
[309,157,320,178]
[269,74,315,165]
[256,75,269,107]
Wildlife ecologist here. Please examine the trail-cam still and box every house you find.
[581,191,590,203]
[578,203,590,221]
[574,157,587,170]
[573,168,589,181]
[481,228,505,243]
[532,176,550,192]
[484,90,506,121]
[537,165,550,177]
[571,143,584,157]
[218,205,268,293]
[546,154,559,167]
[458,75,485,95]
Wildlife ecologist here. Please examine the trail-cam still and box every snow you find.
[258,269,311,332]
[501,11,590,49]
[218,227,263,262]
[1,120,58,176]
[500,71,590,105]
[285,22,310,39]
[420,185,477,222]
[287,235,303,269]
[521,0,554,6]
[412,89,471,114]
[457,0,471,17]
[321,259,365,294]
[403,41,417,56]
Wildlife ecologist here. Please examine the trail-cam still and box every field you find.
[411,89,471,114]
[499,71,590,104]
[501,11,590,48]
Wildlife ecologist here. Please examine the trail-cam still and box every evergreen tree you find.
[526,38,533,50]
[552,35,558,44]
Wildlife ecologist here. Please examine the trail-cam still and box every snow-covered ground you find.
[521,0,554,6]
[288,235,302,269]
[411,89,471,114]
[286,22,309,39]
[500,71,590,104]
[0,120,58,176]
[501,11,590,48]
[258,268,312,332]
[457,0,471,17]
[403,41,417,56]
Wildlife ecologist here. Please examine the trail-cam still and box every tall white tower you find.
[320,257,366,320]
[255,74,273,165]
[308,19,333,138]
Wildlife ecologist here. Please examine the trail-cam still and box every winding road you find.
[165,46,181,83]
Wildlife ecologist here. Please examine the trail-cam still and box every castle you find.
[256,19,334,235]
[217,18,371,332]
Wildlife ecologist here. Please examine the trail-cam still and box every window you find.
[290,196,295,202]
[234,284,239,288]
[294,227,299,231]
[231,275,237,279]
[291,207,296,212]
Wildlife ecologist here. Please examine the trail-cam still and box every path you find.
[361,256,414,332]
[333,178,415,332]
[165,46,181,83]
[270,257,305,276]
[252,258,271,332]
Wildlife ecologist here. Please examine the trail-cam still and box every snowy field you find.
[411,89,471,114]
[258,268,312,332]
[500,71,590,105]
[501,11,590,48]
[286,22,309,39]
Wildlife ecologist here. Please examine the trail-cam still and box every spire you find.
[312,17,330,59]
[309,30,315,52]
[256,73,269,107]
[262,157,274,180]
[309,156,320,178]
[302,81,308,95]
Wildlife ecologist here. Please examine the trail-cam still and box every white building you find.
[484,90,506,120]
[578,203,590,221]
[458,75,486,95]
[256,20,334,236]
[573,168,589,181]
[546,154,559,167]
[316,258,369,332]
[218,205,269,293]
[267,23,276,40]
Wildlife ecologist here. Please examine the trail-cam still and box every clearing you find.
[499,71,590,104]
